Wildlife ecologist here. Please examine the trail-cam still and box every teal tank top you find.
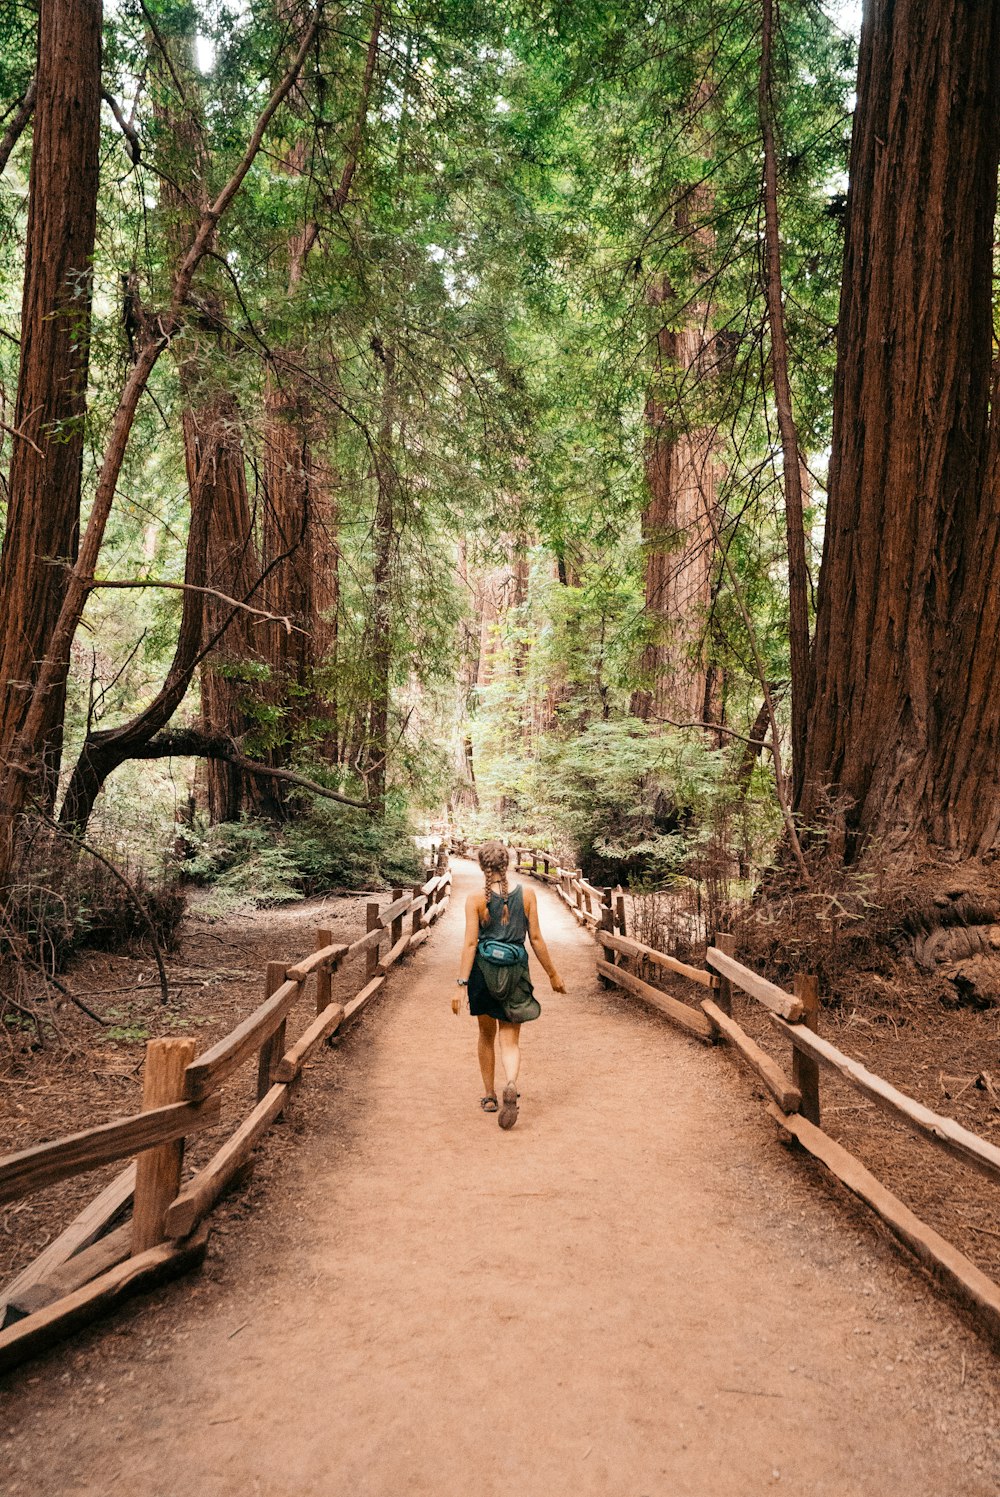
[480,883,527,945]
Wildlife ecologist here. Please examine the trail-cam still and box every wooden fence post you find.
[598,891,614,985]
[714,931,736,1017]
[257,961,290,1102]
[315,927,332,1016]
[412,883,424,935]
[615,887,626,939]
[793,973,821,1124]
[366,902,380,980]
[132,1037,197,1254]
[390,887,404,947]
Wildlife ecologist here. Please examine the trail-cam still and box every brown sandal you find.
[498,1083,519,1130]
[480,1094,498,1112]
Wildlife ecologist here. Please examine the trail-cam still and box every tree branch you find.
[132,729,374,811]
[89,577,302,634]
[102,89,141,163]
[0,79,35,176]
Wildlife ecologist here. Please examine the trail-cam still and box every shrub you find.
[2,819,186,972]
[178,801,422,907]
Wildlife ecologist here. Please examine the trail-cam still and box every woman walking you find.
[455,841,565,1129]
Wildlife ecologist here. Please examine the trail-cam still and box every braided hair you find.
[478,840,510,925]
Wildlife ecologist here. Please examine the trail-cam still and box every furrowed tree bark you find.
[800,0,1000,861]
[366,347,397,815]
[759,0,810,793]
[260,5,382,779]
[631,168,721,735]
[0,0,101,817]
[197,397,278,822]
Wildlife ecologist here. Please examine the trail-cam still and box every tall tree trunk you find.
[759,0,810,791]
[261,365,313,764]
[259,5,382,778]
[631,281,719,728]
[310,456,340,753]
[150,24,273,824]
[366,348,397,814]
[196,397,279,821]
[0,0,101,817]
[800,0,1000,861]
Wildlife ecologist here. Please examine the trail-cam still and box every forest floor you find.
[0,885,375,1283]
[3,860,1000,1494]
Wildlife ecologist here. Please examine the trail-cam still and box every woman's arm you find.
[524,887,566,992]
[457,893,482,984]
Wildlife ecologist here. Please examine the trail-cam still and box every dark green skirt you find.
[468,954,538,1024]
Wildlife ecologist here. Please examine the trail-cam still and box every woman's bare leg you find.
[477,1015,497,1096]
[497,1021,521,1088]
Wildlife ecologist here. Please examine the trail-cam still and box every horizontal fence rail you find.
[510,848,1000,1350]
[0,853,452,1374]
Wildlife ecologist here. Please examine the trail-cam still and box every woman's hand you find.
[549,970,567,993]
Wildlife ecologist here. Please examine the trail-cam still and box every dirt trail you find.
[4,860,1000,1495]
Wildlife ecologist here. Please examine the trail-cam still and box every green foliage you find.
[0,0,855,916]
[537,720,729,883]
[180,802,421,909]
[181,818,305,909]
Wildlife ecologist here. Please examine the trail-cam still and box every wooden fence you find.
[515,852,1000,1350]
[0,856,452,1375]
[514,847,629,938]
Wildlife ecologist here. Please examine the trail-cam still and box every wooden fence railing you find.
[513,847,628,937]
[512,853,1000,1349]
[0,856,452,1374]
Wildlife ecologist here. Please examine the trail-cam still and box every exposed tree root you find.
[734,856,1000,1011]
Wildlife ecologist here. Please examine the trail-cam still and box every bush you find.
[528,720,729,886]
[179,802,422,908]
[284,801,422,892]
[2,820,186,971]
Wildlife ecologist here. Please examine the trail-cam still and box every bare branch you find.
[89,577,301,634]
[102,89,141,163]
[0,79,35,176]
[37,817,171,1003]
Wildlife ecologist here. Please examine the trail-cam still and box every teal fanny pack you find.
[477,937,526,967]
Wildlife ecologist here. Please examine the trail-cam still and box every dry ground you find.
[2,862,1000,1494]
[0,886,376,1282]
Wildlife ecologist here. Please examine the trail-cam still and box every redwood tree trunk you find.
[196,398,280,821]
[759,0,810,788]
[366,350,397,814]
[631,294,719,727]
[0,0,101,811]
[800,0,1000,860]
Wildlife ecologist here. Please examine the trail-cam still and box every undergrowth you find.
[179,802,422,910]
[3,820,185,970]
